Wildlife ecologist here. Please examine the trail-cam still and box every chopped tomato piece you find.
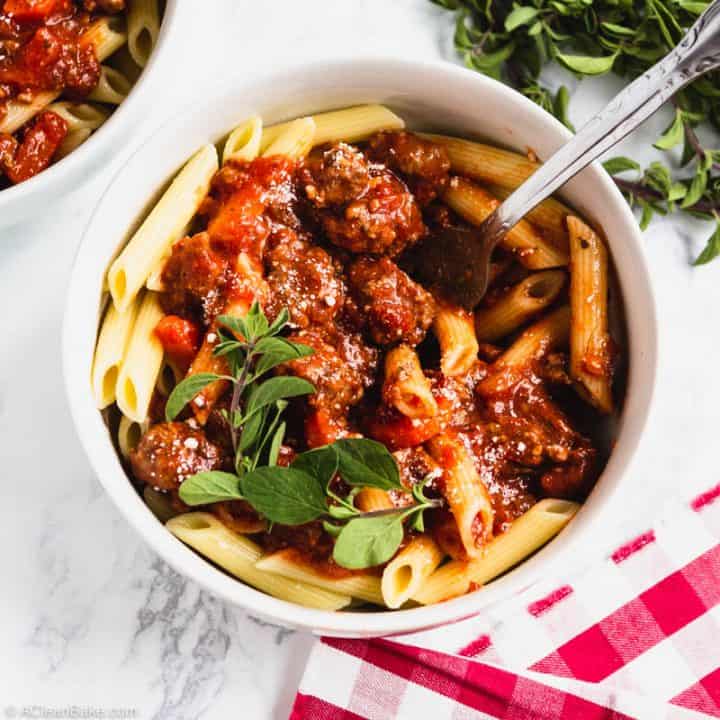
[154,315,200,369]
[367,407,440,451]
[0,110,67,184]
[3,0,70,22]
[305,409,349,449]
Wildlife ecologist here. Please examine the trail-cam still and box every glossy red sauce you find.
[132,132,608,576]
[0,0,125,185]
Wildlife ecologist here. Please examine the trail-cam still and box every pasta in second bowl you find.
[0,0,177,229]
[63,60,657,637]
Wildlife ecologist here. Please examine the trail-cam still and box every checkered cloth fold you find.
[290,482,720,719]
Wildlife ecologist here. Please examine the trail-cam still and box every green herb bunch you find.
[432,0,720,264]
[165,303,441,570]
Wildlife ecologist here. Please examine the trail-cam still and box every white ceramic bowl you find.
[0,0,179,230]
[63,59,657,637]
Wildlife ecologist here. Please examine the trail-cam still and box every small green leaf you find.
[267,421,286,466]
[245,376,315,417]
[253,337,314,377]
[603,156,640,175]
[556,52,617,75]
[333,514,405,569]
[693,223,720,265]
[322,520,343,538]
[244,301,269,339]
[504,6,539,31]
[681,169,708,208]
[178,471,243,505]
[654,110,685,150]
[554,85,574,131]
[165,373,222,421]
[292,446,339,490]
[217,314,250,341]
[266,308,290,336]
[600,22,636,36]
[241,467,327,524]
[639,200,654,230]
[334,438,402,491]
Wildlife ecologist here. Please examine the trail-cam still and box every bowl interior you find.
[63,59,657,637]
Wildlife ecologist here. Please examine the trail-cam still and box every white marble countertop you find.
[1,1,719,718]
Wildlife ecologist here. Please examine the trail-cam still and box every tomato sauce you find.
[129,131,609,572]
[0,0,125,185]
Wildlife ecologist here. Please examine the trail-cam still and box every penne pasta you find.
[260,104,404,152]
[474,270,566,343]
[383,344,437,419]
[444,178,568,268]
[91,299,139,409]
[108,144,219,312]
[567,216,614,414]
[88,65,133,105]
[56,128,92,159]
[255,549,384,606]
[167,514,351,610]
[127,0,160,68]
[433,303,479,377]
[355,488,395,512]
[0,16,127,135]
[46,102,110,133]
[413,499,580,604]
[381,536,444,609]
[427,433,494,560]
[223,116,263,164]
[492,305,570,374]
[487,183,570,248]
[117,414,147,460]
[155,358,182,398]
[262,117,316,159]
[115,291,164,423]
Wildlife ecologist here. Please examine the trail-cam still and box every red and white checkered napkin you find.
[290,482,720,719]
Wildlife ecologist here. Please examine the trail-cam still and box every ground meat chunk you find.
[367,131,450,206]
[130,422,225,491]
[160,233,229,324]
[347,256,435,346]
[301,143,370,206]
[301,143,425,256]
[264,228,344,329]
[278,327,377,417]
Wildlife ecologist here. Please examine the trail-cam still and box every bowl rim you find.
[0,0,179,219]
[63,56,658,637]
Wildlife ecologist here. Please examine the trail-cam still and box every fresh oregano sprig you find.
[432,0,720,264]
[166,303,442,569]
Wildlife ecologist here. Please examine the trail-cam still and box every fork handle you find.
[484,0,720,243]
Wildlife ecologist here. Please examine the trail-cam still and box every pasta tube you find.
[381,536,444,609]
[474,270,566,342]
[91,299,139,408]
[108,144,219,312]
[167,514,351,610]
[567,216,614,413]
[413,499,579,604]
[260,104,404,152]
[127,0,160,68]
[223,116,263,164]
[115,291,164,423]
[427,433,494,560]
[355,488,395,512]
[255,549,384,606]
[433,303,479,377]
[383,345,437,418]
[117,414,147,460]
[88,65,132,105]
[444,178,568,268]
[262,117,316,159]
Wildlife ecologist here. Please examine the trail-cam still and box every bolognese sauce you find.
[0,0,129,186]
[125,129,607,578]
